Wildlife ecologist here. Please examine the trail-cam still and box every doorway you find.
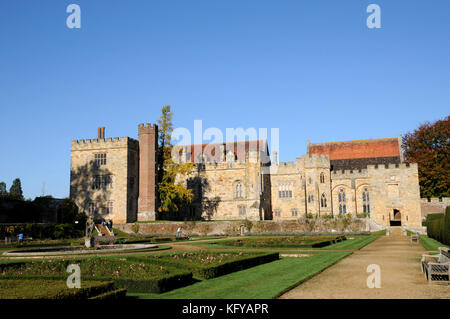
[390,209,402,226]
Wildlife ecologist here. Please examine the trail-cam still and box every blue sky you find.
[0,0,449,199]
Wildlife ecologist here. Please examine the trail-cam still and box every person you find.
[176,227,181,237]
[17,233,23,245]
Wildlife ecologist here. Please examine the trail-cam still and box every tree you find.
[402,115,450,198]
[0,182,7,197]
[156,105,195,214]
[9,178,24,201]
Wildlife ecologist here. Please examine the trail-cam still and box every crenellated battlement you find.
[367,162,418,170]
[71,136,139,150]
[138,123,158,135]
[304,153,330,168]
[331,168,368,179]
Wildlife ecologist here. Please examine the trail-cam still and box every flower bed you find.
[0,257,193,293]
[218,235,346,248]
[0,279,117,299]
[129,251,279,279]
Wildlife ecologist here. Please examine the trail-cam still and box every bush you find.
[425,208,450,246]
[0,223,83,239]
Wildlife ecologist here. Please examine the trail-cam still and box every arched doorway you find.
[390,209,402,226]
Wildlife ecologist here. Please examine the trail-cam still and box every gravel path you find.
[279,227,449,299]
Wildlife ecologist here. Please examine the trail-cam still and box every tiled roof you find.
[309,137,400,160]
[177,140,265,162]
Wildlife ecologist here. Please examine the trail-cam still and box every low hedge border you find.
[0,271,194,294]
[47,281,115,299]
[195,252,279,279]
[89,288,127,300]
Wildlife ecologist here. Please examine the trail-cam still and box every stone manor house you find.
[70,124,422,227]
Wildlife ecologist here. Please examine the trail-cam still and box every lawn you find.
[129,250,352,299]
[419,235,449,251]
[322,235,380,250]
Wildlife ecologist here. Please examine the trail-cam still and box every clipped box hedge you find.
[219,235,346,248]
[89,288,127,300]
[194,252,279,279]
[426,207,450,246]
[111,272,194,293]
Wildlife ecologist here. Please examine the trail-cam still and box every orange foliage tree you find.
[402,115,449,198]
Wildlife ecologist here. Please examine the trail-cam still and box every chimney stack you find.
[273,151,278,166]
[137,123,158,221]
[98,127,105,140]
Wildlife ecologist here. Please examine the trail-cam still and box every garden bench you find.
[410,233,419,243]
[421,247,450,284]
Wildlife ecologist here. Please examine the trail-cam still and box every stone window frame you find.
[320,173,325,184]
[235,181,243,199]
[291,208,298,217]
[88,202,96,216]
[238,205,246,216]
[94,153,107,166]
[338,188,347,214]
[362,187,370,213]
[92,174,113,190]
[274,209,281,217]
[278,183,293,199]
[106,201,113,215]
[321,193,327,208]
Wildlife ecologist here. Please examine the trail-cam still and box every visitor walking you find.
[176,227,181,237]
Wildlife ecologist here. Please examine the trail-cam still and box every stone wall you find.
[70,137,139,224]
[115,218,369,236]
[421,197,450,219]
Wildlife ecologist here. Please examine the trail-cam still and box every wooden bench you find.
[410,233,419,243]
[421,247,450,284]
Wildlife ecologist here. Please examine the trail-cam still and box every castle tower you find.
[137,123,158,221]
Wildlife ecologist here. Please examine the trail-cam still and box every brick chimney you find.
[98,127,105,140]
[137,123,158,221]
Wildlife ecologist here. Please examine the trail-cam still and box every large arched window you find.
[321,193,327,208]
[338,188,346,214]
[362,188,370,214]
[235,182,243,199]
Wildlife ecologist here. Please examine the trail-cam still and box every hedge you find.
[89,288,127,300]
[425,207,450,246]
[194,252,279,279]
[48,282,115,299]
[0,223,83,239]
[111,272,194,293]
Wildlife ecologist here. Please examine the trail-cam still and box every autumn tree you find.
[402,115,450,198]
[157,105,194,214]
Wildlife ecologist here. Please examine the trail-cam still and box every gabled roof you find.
[308,137,401,160]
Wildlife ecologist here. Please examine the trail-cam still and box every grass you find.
[128,251,352,299]
[419,235,449,251]
[322,235,380,250]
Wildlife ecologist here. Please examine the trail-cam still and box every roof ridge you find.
[310,137,397,145]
